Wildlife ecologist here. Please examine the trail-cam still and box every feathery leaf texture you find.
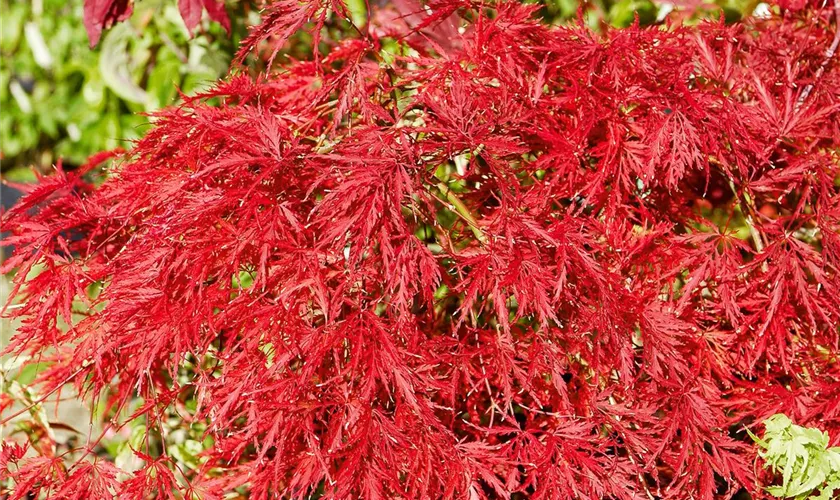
[3,1,840,498]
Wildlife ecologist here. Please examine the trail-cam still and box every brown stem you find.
[434,182,488,244]
[728,179,769,271]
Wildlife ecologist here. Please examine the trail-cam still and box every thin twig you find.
[433,182,488,244]
[728,179,770,272]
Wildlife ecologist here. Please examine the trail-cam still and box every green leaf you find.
[0,4,25,52]
[98,23,149,105]
[752,414,840,499]
[146,55,182,110]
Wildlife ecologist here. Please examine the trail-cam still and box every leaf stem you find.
[728,178,769,272]
[434,182,488,244]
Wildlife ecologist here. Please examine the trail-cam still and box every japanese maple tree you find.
[2,0,840,498]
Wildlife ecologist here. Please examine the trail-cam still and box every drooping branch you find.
[797,0,840,107]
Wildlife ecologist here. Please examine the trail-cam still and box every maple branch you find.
[742,203,765,255]
[797,0,840,108]
[728,178,769,272]
[434,182,488,244]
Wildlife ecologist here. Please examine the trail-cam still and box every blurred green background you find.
[0,0,256,181]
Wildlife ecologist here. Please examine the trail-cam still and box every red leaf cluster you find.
[4,1,840,498]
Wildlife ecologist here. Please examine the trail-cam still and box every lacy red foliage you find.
[3,1,840,498]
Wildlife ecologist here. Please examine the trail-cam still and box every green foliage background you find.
[0,0,253,179]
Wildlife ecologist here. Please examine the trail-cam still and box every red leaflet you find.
[202,0,231,33]
[4,1,840,499]
[178,0,231,34]
[178,0,205,33]
[83,0,133,47]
